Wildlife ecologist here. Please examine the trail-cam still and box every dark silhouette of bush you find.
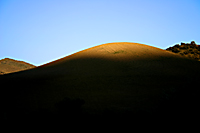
[189,48,193,51]
[172,48,180,53]
[191,41,196,45]
[180,44,190,49]
[174,44,180,48]
[166,47,173,50]
[189,45,196,49]
[194,54,200,60]
[166,41,200,60]
[0,71,4,75]
[181,42,186,45]
[190,51,195,54]
[183,51,189,55]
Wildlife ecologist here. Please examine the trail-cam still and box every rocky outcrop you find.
[166,41,200,61]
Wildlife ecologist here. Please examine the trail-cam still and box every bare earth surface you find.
[0,58,36,75]
[1,42,200,125]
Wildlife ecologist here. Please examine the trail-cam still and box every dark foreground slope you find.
[1,42,200,124]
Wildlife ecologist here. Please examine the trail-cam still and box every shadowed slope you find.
[1,42,200,122]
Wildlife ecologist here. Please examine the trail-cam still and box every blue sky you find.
[0,0,200,66]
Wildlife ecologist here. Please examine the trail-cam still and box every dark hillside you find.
[1,42,200,125]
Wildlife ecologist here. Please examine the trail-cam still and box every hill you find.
[1,42,200,124]
[0,58,36,75]
[166,41,200,61]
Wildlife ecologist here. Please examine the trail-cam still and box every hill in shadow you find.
[0,42,200,125]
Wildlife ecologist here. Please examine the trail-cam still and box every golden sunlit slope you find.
[0,58,36,75]
[1,42,200,122]
[32,42,198,77]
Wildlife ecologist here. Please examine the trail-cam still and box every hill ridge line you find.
[38,42,179,67]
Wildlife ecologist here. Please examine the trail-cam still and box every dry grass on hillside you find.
[0,58,36,75]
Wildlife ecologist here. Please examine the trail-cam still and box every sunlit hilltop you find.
[1,42,200,125]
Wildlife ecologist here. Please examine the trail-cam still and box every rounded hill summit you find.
[1,42,200,123]
[40,42,185,67]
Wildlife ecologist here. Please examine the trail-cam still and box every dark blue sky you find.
[1,0,200,66]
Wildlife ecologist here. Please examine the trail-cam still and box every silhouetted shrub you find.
[113,50,125,54]
[0,71,4,75]
[179,46,187,49]
[174,44,180,48]
[191,41,196,45]
[188,54,193,58]
[181,45,190,49]
[172,48,180,53]
[183,51,189,55]
[165,42,199,51]
[166,47,173,50]
[189,45,196,48]
[189,49,193,51]
[181,42,186,45]
[190,51,195,54]
[194,54,200,60]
